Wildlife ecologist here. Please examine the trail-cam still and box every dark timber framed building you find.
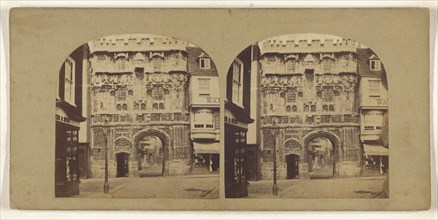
[224,45,256,198]
[55,45,88,197]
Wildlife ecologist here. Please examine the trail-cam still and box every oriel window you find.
[194,109,214,129]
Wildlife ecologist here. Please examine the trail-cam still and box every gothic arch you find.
[133,128,171,149]
[302,130,342,177]
[113,136,132,154]
[133,128,172,176]
[303,130,340,149]
[283,138,302,157]
[114,136,132,146]
[303,130,342,168]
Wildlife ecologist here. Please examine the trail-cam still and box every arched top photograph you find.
[224,33,389,199]
[54,33,220,198]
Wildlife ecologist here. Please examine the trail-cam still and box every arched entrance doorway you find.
[116,152,129,177]
[136,135,164,177]
[286,154,300,179]
[303,131,340,179]
[134,129,171,177]
[114,137,132,177]
[283,139,301,179]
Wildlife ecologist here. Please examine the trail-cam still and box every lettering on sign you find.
[365,98,388,106]
[56,114,71,124]
[206,97,220,104]
[224,116,238,125]
[377,98,388,105]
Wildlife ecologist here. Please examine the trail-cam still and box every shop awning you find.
[364,144,388,156]
[193,142,219,154]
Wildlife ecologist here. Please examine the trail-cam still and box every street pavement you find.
[74,174,219,199]
[247,176,387,198]
[75,174,385,199]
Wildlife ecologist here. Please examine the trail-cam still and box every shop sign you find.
[205,97,220,104]
[363,97,388,106]
[56,114,71,124]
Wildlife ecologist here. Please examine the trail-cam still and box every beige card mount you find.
[9,8,430,210]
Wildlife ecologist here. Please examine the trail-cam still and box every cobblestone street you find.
[74,174,219,199]
[247,176,387,198]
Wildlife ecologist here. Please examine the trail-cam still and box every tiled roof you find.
[357,48,385,77]
[187,46,218,76]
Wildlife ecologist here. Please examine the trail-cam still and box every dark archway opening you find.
[116,152,130,177]
[286,154,300,179]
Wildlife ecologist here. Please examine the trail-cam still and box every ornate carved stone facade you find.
[88,35,192,177]
[258,36,361,179]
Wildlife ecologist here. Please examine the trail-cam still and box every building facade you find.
[55,45,88,197]
[258,36,362,180]
[88,35,197,178]
[357,48,389,176]
[225,45,256,197]
[187,46,220,174]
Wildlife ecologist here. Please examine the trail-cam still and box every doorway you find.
[286,154,300,179]
[116,152,129,177]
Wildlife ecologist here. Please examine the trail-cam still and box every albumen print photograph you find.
[224,34,389,198]
[7,8,432,212]
[55,34,220,199]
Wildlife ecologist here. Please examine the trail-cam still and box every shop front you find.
[362,143,389,175]
[193,142,220,173]
[55,107,85,197]
[225,123,249,198]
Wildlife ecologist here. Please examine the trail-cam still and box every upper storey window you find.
[115,53,128,70]
[97,54,105,62]
[152,57,164,72]
[304,54,315,66]
[194,109,214,129]
[267,56,276,63]
[133,52,145,67]
[369,80,381,97]
[284,55,298,73]
[116,58,127,70]
[64,57,75,104]
[232,58,244,106]
[370,60,381,71]
[322,89,334,102]
[321,59,334,73]
[199,58,211,69]
[199,78,210,95]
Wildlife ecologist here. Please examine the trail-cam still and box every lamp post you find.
[103,119,109,194]
[271,120,279,196]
